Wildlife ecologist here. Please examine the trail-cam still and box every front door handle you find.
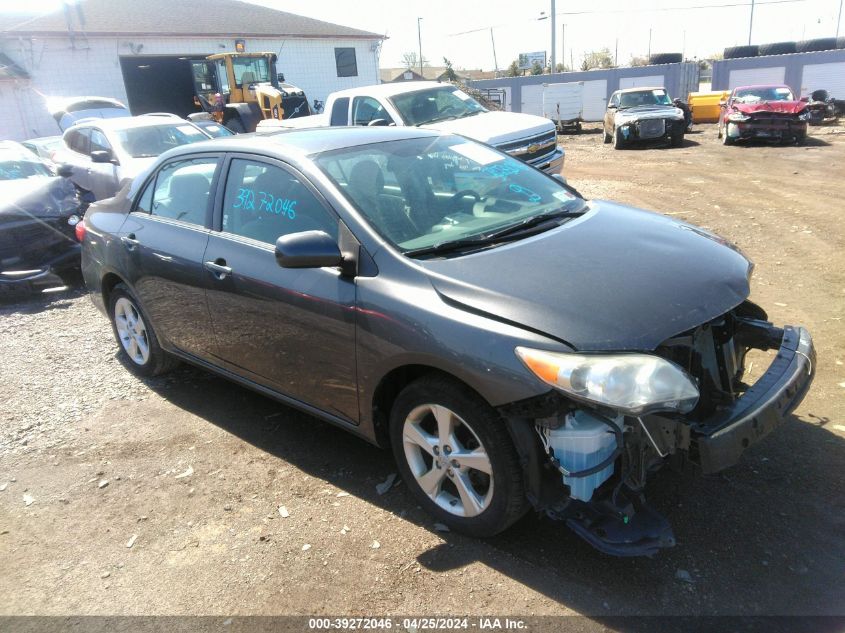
[121,234,139,250]
[204,259,232,280]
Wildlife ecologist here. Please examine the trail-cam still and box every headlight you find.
[515,347,699,415]
[727,112,750,122]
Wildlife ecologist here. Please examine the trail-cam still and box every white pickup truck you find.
[257,81,564,174]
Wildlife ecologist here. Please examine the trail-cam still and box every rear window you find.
[66,100,124,113]
[114,124,208,158]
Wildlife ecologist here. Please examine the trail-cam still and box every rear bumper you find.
[695,325,815,474]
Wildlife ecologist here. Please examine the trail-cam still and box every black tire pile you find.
[724,38,843,59]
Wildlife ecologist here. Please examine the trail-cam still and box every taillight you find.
[75,220,87,242]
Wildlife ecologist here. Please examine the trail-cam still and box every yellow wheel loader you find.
[189,52,310,133]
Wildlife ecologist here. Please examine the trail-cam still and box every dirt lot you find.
[1,124,843,623]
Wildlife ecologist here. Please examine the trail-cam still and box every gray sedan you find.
[79,127,814,556]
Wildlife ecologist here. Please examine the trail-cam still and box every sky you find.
[2,0,843,71]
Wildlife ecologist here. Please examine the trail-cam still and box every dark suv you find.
[80,127,814,556]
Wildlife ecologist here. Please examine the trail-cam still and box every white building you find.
[0,0,384,140]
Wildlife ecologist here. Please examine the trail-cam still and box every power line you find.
[448,0,807,36]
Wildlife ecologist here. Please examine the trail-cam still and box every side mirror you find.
[275,230,343,269]
[90,149,115,164]
[57,163,74,178]
[607,103,617,110]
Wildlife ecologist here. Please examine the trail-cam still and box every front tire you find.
[613,128,625,149]
[603,127,612,144]
[109,284,177,377]
[389,376,528,537]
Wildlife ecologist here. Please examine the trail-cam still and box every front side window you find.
[352,96,393,126]
[66,128,91,155]
[89,129,112,154]
[114,124,208,158]
[390,87,486,126]
[145,157,218,225]
[334,47,358,78]
[221,158,337,245]
[315,136,584,254]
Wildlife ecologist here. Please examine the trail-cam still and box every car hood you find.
[732,100,807,115]
[0,176,81,218]
[419,201,752,351]
[616,105,685,122]
[420,111,554,145]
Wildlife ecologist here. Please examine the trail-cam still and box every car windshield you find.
[114,124,209,158]
[196,122,234,138]
[619,89,672,108]
[0,158,53,180]
[733,86,795,103]
[232,56,271,86]
[390,87,487,126]
[315,136,585,255]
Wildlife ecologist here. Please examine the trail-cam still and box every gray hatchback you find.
[80,127,814,556]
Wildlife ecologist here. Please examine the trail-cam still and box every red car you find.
[718,84,810,145]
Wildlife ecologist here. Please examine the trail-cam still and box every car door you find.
[60,127,94,193]
[88,128,120,200]
[202,154,358,422]
[117,153,221,360]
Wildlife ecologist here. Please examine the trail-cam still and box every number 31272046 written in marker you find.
[234,187,297,219]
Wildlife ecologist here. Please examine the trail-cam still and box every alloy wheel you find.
[402,404,494,518]
[114,297,150,365]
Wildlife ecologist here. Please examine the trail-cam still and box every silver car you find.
[53,116,212,200]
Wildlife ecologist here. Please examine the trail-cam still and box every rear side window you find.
[221,158,337,245]
[144,157,218,225]
[330,97,350,126]
[90,129,112,154]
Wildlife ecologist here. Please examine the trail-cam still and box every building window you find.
[335,47,358,78]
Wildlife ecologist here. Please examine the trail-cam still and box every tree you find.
[580,48,615,71]
[442,57,458,82]
[506,60,521,77]
[401,51,429,70]
[629,55,649,67]
[554,62,569,72]
[530,61,544,75]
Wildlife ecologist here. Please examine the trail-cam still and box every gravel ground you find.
[0,123,843,621]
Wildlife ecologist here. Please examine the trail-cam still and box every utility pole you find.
[550,0,556,74]
[561,23,565,71]
[490,27,499,75]
[417,17,423,77]
[648,28,652,60]
[837,0,843,38]
[615,38,618,66]
[748,0,755,45]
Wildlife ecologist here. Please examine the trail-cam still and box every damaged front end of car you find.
[498,300,815,557]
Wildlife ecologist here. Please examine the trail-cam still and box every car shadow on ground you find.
[729,136,831,148]
[141,365,845,621]
[0,285,85,314]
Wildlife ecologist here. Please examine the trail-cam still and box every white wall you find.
[0,35,381,140]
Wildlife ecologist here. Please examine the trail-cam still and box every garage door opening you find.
[119,55,202,117]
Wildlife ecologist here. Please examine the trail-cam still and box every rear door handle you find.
[204,259,232,280]
[121,234,139,250]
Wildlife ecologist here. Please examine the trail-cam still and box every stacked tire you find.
[649,53,683,65]
[796,38,838,53]
[758,41,796,56]
[724,45,759,59]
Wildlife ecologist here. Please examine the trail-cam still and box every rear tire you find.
[671,132,685,147]
[721,124,734,145]
[108,284,177,377]
[389,376,528,537]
